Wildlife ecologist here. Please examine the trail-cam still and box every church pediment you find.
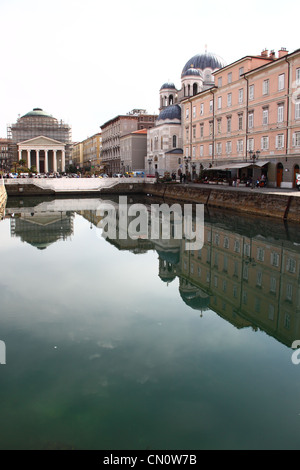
[18,135,64,147]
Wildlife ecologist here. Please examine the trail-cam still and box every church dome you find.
[21,108,54,119]
[157,104,181,122]
[160,82,176,90]
[181,52,226,76]
[182,68,202,78]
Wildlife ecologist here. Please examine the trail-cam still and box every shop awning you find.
[206,161,270,171]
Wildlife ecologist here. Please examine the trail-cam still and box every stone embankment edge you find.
[0,181,7,217]
[141,183,300,223]
[4,181,300,223]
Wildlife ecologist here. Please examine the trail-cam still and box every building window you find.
[286,257,296,273]
[200,123,204,138]
[209,144,213,156]
[217,118,222,134]
[192,126,196,139]
[247,138,254,152]
[216,142,222,155]
[228,72,232,84]
[278,73,285,91]
[277,104,284,123]
[271,251,280,267]
[276,134,284,149]
[249,84,254,100]
[238,88,244,104]
[257,247,265,261]
[262,108,269,125]
[209,100,213,113]
[284,313,290,330]
[218,77,222,87]
[186,107,189,119]
[295,99,300,119]
[200,103,204,115]
[237,139,243,153]
[239,67,244,78]
[186,127,189,140]
[292,132,300,147]
[224,237,229,249]
[268,304,275,321]
[296,68,300,86]
[270,277,277,293]
[226,141,232,154]
[227,93,232,107]
[238,113,243,130]
[248,112,254,129]
[234,239,240,253]
[200,145,204,157]
[286,283,293,302]
[218,96,222,109]
[209,121,213,136]
[192,146,196,157]
[256,271,263,287]
[263,79,269,95]
[261,136,269,150]
[243,264,248,280]
[173,135,177,148]
[227,116,232,133]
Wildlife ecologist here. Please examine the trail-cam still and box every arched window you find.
[169,95,174,105]
[150,139,153,151]
[188,84,191,96]
[193,83,198,95]
[161,136,163,150]
[173,135,177,148]
[183,85,186,97]
[178,158,181,164]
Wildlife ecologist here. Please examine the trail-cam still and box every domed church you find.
[146,51,226,177]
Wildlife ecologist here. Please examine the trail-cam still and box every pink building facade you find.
[182,48,300,188]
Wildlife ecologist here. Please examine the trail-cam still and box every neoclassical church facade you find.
[146,52,226,177]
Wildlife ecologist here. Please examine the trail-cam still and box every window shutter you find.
[261,137,264,149]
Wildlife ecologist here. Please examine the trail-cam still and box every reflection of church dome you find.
[157,249,180,265]
[160,82,176,90]
[179,278,210,312]
[157,104,181,122]
[181,52,226,76]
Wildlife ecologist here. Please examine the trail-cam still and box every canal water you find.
[0,195,300,450]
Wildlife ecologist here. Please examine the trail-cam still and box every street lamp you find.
[148,157,153,176]
[184,156,191,180]
[248,150,260,189]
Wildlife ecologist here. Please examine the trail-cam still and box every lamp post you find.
[148,157,153,176]
[248,150,260,189]
[0,155,7,177]
[184,156,191,181]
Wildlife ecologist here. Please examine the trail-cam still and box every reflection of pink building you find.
[182,48,300,188]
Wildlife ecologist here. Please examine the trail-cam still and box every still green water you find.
[0,195,300,450]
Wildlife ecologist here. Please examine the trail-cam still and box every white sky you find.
[0,0,299,142]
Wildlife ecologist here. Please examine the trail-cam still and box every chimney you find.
[269,50,276,59]
[261,49,268,57]
[278,47,288,58]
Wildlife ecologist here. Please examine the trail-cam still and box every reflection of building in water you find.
[10,211,74,250]
[180,223,300,347]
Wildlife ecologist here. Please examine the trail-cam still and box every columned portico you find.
[18,136,66,173]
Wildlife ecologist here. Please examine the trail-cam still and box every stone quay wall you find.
[0,180,7,218]
[141,183,300,223]
[3,178,300,223]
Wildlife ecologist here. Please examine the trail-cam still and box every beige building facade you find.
[100,110,157,175]
[181,47,300,187]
